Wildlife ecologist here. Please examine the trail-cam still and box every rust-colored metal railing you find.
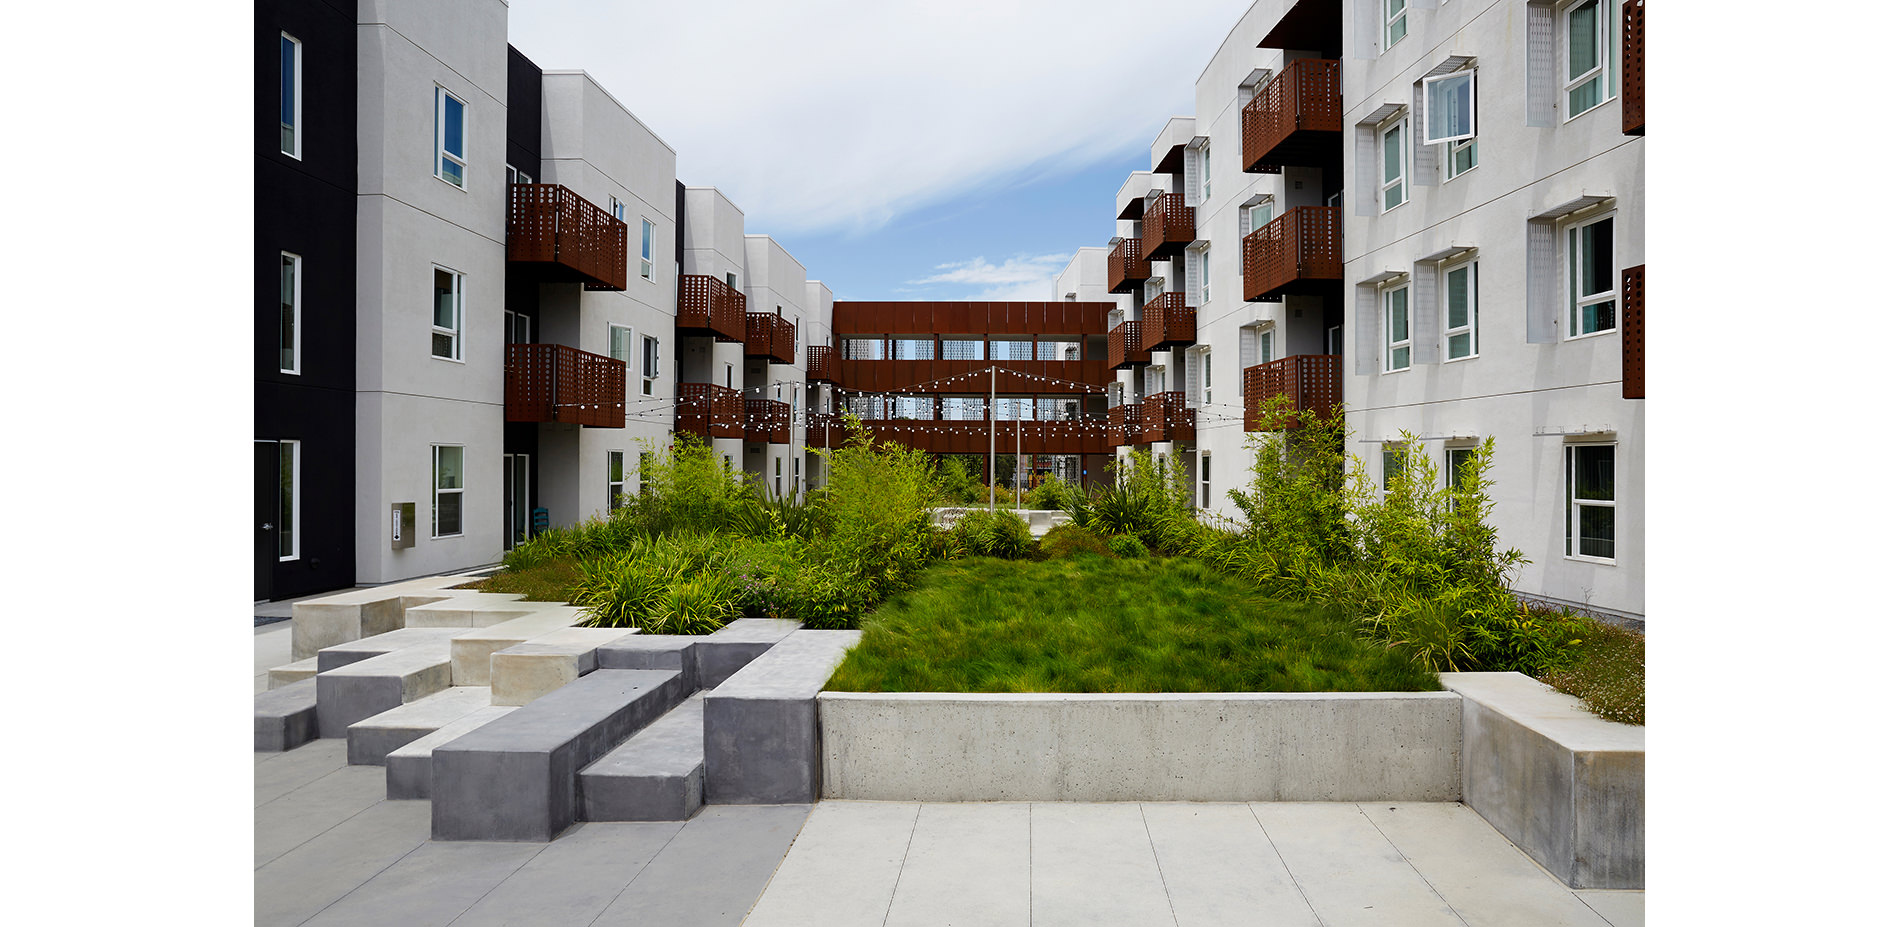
[678,275,747,342]
[1137,391,1194,444]
[1242,355,1341,431]
[1243,206,1343,302]
[1137,293,1195,353]
[1622,0,1644,136]
[676,383,745,439]
[506,184,628,291]
[806,345,840,384]
[745,398,791,444]
[1140,193,1195,261]
[745,313,796,364]
[505,343,627,428]
[1241,58,1342,174]
[1105,405,1136,448]
[1108,320,1145,370]
[1105,237,1152,294]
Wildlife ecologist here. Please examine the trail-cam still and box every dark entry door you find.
[256,441,278,601]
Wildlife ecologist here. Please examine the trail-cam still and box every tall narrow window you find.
[1200,452,1213,510]
[639,451,654,495]
[1445,445,1476,488]
[1381,445,1405,494]
[608,450,626,510]
[432,268,463,360]
[1566,443,1615,561]
[609,325,633,401]
[1561,0,1613,118]
[278,440,299,560]
[1261,329,1275,365]
[1444,260,1477,360]
[433,445,464,537]
[641,335,660,396]
[1199,147,1212,203]
[1199,251,1211,307]
[279,252,301,374]
[1566,215,1616,337]
[640,219,654,279]
[1380,116,1409,212]
[1201,351,1214,406]
[435,88,467,188]
[1384,0,1409,50]
[610,197,626,222]
[279,34,301,158]
[1383,283,1411,371]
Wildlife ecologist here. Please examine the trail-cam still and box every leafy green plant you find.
[1540,619,1645,725]
[1064,450,1196,552]
[936,456,984,506]
[576,533,740,633]
[1038,523,1112,560]
[951,508,1036,559]
[1106,534,1147,559]
[1024,476,1072,511]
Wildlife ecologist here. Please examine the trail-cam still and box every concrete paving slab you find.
[266,656,319,689]
[384,705,517,800]
[316,627,461,672]
[489,627,635,706]
[1028,802,1177,927]
[315,645,454,738]
[346,685,493,766]
[254,764,390,868]
[253,799,431,927]
[883,803,1031,927]
[400,592,534,628]
[449,821,684,927]
[1143,802,1320,927]
[449,607,587,685]
[256,625,293,691]
[299,840,541,927]
[1361,802,1610,926]
[743,801,919,927]
[1251,802,1464,927]
[1576,891,1646,927]
[580,694,707,821]
[255,737,349,807]
[596,803,812,927]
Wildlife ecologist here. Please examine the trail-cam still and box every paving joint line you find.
[255,763,385,871]
[1136,803,1183,927]
[1356,803,1474,927]
[1246,802,1324,926]
[585,819,691,927]
[877,803,925,927]
[437,838,545,927]
[290,811,430,927]
[732,805,819,926]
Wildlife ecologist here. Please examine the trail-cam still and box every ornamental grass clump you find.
[1062,450,1200,554]
[950,508,1036,560]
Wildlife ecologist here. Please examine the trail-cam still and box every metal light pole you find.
[987,364,996,512]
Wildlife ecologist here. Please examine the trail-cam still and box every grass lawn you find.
[826,555,1442,693]
[462,558,583,604]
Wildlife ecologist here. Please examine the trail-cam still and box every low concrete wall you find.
[818,692,1462,802]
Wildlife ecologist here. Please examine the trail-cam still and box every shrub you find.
[1064,450,1197,552]
[936,456,984,506]
[1106,534,1147,559]
[951,508,1035,560]
[1540,619,1645,725]
[575,533,740,634]
[1039,523,1112,560]
[804,417,942,620]
[1024,476,1073,511]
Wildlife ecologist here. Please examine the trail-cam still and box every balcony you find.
[676,383,745,440]
[1108,320,1144,370]
[1105,405,1139,448]
[745,313,796,365]
[504,343,626,428]
[1105,237,1152,295]
[745,398,791,445]
[1243,355,1341,432]
[1140,193,1195,261]
[806,345,840,384]
[678,275,746,343]
[1622,0,1645,136]
[1137,293,1196,353]
[1241,58,1342,174]
[812,418,1112,455]
[1243,206,1343,301]
[1137,392,1195,444]
[506,184,628,291]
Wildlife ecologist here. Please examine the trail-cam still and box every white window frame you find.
[1199,450,1213,510]
[1444,444,1476,489]
[1564,212,1617,339]
[277,439,300,561]
[1383,0,1409,51]
[641,335,661,396]
[434,87,467,189]
[1564,442,1616,563]
[1421,71,1476,145]
[1382,281,1412,372]
[279,252,302,375]
[1261,327,1275,365]
[640,219,654,280]
[431,266,464,362]
[1199,146,1212,203]
[1379,113,1410,213]
[505,164,533,185]
[1380,443,1405,495]
[1199,250,1212,307]
[1442,258,1478,361]
[1445,134,1478,181]
[609,324,633,366]
[1559,0,1616,120]
[1201,349,1214,407]
[279,33,302,159]
[608,450,626,511]
[432,444,464,538]
[610,197,626,222]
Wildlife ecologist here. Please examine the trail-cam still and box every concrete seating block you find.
[490,627,635,707]
[449,607,588,686]
[696,619,801,690]
[291,580,456,659]
[401,593,539,628]
[431,669,686,841]
[266,656,319,689]
[346,685,493,766]
[315,628,461,673]
[579,695,706,822]
[385,705,518,799]
[1440,671,1645,890]
[595,635,701,690]
[255,678,319,752]
[314,646,453,738]
[703,630,861,805]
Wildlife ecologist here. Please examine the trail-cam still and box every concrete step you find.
[315,645,454,738]
[401,593,544,628]
[580,694,706,822]
[705,629,862,805]
[449,607,588,686]
[432,669,687,841]
[290,576,466,659]
[266,656,319,689]
[595,618,799,694]
[490,627,636,707]
[316,628,462,673]
[255,677,319,752]
[385,705,518,800]
[346,685,494,766]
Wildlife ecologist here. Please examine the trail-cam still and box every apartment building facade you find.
[1082,0,1646,620]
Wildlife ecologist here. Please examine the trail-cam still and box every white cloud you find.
[507,0,1250,236]
[910,254,1071,290]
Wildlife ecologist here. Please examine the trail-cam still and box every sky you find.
[507,0,1255,301]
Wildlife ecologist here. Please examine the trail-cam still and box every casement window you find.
[1566,214,1616,337]
[1199,147,1212,203]
[432,444,464,537]
[279,34,301,158]
[1200,451,1213,510]
[1383,282,1411,371]
[277,440,299,560]
[1380,114,1409,212]
[794,319,801,352]
[608,450,626,510]
[435,87,467,188]
[1443,259,1478,360]
[1445,445,1476,488]
[1384,0,1409,51]
[1561,0,1615,119]
[1261,328,1275,365]
[774,457,783,499]
[609,324,633,366]
[431,268,464,361]
[505,164,532,185]
[610,198,627,222]
[279,252,301,374]
[1199,251,1212,307]
[1423,69,1478,180]
[641,335,660,396]
[640,219,654,280]
[1565,443,1615,561]
[505,310,531,345]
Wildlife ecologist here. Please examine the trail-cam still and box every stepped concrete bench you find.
[267,627,461,689]
[431,669,686,841]
[449,607,587,686]
[595,618,800,693]
[1440,672,1646,890]
[402,593,557,629]
[385,705,516,800]
[345,685,492,766]
[579,694,706,821]
[703,629,862,805]
[255,678,319,752]
[290,576,467,659]
[265,657,320,690]
[315,644,454,738]
[489,628,635,706]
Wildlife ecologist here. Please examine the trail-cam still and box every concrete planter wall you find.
[818,691,1463,802]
